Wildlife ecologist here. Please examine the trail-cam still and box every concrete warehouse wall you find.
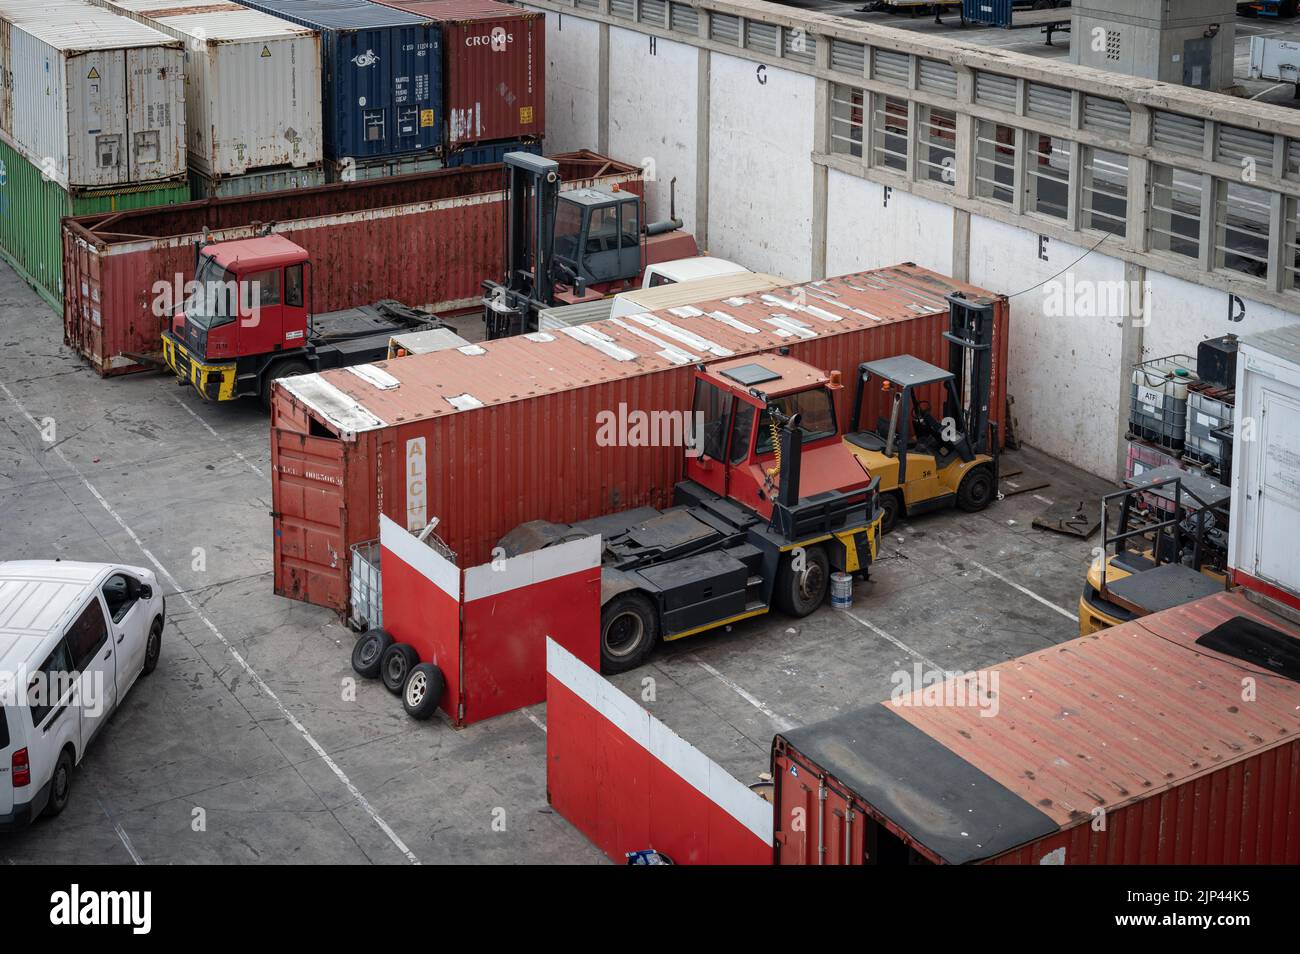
[526,2,1300,480]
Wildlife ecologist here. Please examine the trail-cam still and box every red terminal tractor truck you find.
[497,352,885,673]
[161,232,451,408]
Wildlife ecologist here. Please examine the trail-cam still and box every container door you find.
[62,233,103,365]
[1253,386,1300,593]
[272,422,351,613]
[392,25,440,157]
[124,45,183,182]
[67,50,128,187]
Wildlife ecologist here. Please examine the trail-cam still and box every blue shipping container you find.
[240,0,443,162]
[962,0,1015,28]
[444,139,543,169]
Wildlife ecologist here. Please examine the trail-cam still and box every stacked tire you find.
[351,629,444,721]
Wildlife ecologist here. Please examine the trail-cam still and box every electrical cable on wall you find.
[1007,230,1114,300]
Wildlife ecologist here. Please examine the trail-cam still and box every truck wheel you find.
[775,545,829,618]
[957,465,996,513]
[261,359,311,411]
[42,748,74,818]
[381,643,420,695]
[600,592,659,674]
[879,492,902,535]
[403,663,445,720]
[142,617,163,675]
[351,629,392,679]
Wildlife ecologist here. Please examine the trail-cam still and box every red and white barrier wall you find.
[546,638,773,865]
[379,515,600,725]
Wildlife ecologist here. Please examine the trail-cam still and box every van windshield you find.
[184,256,238,330]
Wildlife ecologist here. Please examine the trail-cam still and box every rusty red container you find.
[374,0,544,151]
[60,152,639,376]
[772,590,1300,865]
[269,264,1011,614]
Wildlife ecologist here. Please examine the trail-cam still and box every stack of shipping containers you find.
[0,0,188,309]
[90,0,325,198]
[239,0,443,181]
[375,0,545,167]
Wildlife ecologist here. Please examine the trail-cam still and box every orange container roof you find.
[279,263,1001,437]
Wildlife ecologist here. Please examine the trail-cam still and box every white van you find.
[0,561,165,829]
[639,257,749,289]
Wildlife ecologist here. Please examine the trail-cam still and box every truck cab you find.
[164,235,310,403]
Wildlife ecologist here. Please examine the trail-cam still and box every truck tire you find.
[352,629,392,679]
[261,359,312,411]
[956,465,996,513]
[381,643,420,695]
[600,592,659,674]
[42,747,74,818]
[402,663,445,720]
[775,545,829,618]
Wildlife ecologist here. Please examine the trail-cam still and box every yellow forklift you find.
[1078,465,1231,635]
[844,295,1000,533]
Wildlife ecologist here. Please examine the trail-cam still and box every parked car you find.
[0,561,164,829]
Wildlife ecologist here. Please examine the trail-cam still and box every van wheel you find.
[142,618,163,675]
[381,643,420,695]
[403,664,445,720]
[261,359,311,411]
[42,749,74,819]
[351,629,392,679]
[600,592,658,675]
[775,545,829,618]
[957,465,996,513]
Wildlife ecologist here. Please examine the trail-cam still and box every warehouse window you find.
[1081,147,1128,237]
[830,84,865,159]
[1027,134,1069,220]
[1287,198,1300,291]
[872,94,908,172]
[974,120,1015,204]
[1149,165,1203,260]
[917,105,955,186]
[1214,179,1271,279]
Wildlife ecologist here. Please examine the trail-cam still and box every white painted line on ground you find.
[842,610,945,672]
[1,380,420,865]
[172,397,266,480]
[1032,493,1054,505]
[937,542,1076,621]
[522,708,547,733]
[693,657,795,732]
[95,794,143,865]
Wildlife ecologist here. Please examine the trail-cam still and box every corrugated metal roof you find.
[377,0,541,22]
[286,264,997,434]
[891,590,1300,831]
[0,0,182,50]
[1241,323,1300,368]
[96,0,318,42]
[238,0,434,27]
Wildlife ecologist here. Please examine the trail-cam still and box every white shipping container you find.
[0,0,185,188]
[1229,324,1300,608]
[90,0,322,177]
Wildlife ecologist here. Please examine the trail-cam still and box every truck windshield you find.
[755,388,838,455]
[184,256,238,329]
[553,199,583,265]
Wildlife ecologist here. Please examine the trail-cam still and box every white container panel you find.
[92,0,322,177]
[1229,326,1300,605]
[124,43,185,181]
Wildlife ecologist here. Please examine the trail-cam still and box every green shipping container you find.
[0,138,190,312]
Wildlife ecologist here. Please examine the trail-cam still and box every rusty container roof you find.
[280,263,1000,436]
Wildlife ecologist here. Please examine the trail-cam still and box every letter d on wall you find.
[406,437,428,532]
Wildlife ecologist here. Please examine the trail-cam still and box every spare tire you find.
[351,629,392,679]
[403,663,445,720]
[381,643,420,695]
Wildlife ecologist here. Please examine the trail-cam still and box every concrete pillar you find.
[598,23,610,156]
[1117,260,1147,480]
[811,40,832,280]
[696,44,711,250]
[952,208,971,282]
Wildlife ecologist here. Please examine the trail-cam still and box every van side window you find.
[29,642,74,729]
[65,599,110,671]
[101,574,139,624]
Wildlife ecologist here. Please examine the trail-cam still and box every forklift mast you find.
[943,293,996,459]
[504,152,560,309]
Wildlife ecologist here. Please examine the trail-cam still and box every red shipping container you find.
[60,152,639,376]
[772,589,1300,865]
[269,264,1011,614]
[375,0,544,149]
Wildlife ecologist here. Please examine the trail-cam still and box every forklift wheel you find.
[879,492,902,535]
[380,643,420,695]
[775,545,829,618]
[261,359,312,411]
[600,592,659,675]
[351,629,393,679]
[956,465,996,513]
